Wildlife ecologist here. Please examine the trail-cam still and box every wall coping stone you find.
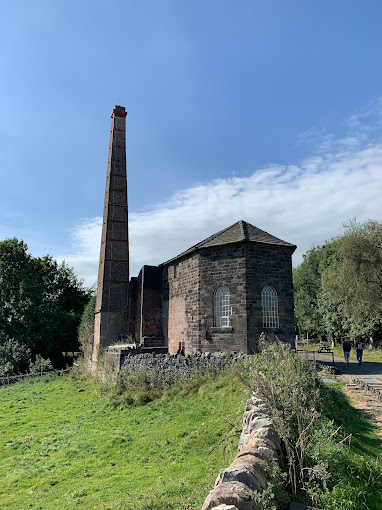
[202,393,283,510]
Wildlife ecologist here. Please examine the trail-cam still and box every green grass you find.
[1,363,382,510]
[318,383,382,510]
[298,342,382,364]
[0,370,249,510]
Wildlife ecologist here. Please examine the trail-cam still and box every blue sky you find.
[1,1,382,286]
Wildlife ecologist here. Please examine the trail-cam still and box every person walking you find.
[343,338,352,366]
[356,342,363,365]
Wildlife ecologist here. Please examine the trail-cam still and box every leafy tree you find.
[29,354,53,374]
[0,336,30,376]
[78,293,96,355]
[323,219,382,346]
[293,246,325,340]
[0,238,91,370]
[294,219,382,346]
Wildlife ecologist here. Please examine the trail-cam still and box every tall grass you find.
[243,342,382,509]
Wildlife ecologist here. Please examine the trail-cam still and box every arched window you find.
[261,287,279,328]
[214,287,231,327]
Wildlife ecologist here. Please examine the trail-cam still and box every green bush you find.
[109,369,165,407]
[29,354,53,374]
[245,341,346,506]
[0,337,30,376]
[78,294,96,353]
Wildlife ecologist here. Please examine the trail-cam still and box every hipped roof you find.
[161,220,296,266]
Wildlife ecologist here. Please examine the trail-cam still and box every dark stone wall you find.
[127,276,138,337]
[120,351,245,385]
[134,270,143,339]
[198,245,248,354]
[131,266,163,342]
[162,241,295,355]
[140,265,163,338]
[245,243,295,352]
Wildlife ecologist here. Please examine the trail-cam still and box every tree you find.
[293,246,325,340]
[0,337,30,376]
[294,219,382,346]
[0,238,91,370]
[78,293,96,358]
[323,220,382,346]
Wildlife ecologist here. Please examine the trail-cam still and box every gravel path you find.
[297,350,382,382]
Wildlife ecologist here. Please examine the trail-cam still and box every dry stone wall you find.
[120,351,245,386]
[202,394,283,510]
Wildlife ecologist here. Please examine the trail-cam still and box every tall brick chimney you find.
[92,106,129,366]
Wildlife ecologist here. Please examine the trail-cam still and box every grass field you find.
[1,364,382,510]
[0,370,249,510]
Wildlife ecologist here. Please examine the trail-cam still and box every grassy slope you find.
[318,383,382,510]
[0,371,249,510]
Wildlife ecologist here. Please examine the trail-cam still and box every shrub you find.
[245,341,347,506]
[0,337,30,376]
[108,369,166,407]
[78,294,96,353]
[29,354,53,374]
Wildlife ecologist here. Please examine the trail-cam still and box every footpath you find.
[301,351,382,435]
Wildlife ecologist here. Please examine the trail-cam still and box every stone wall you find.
[245,244,295,352]
[202,394,283,510]
[132,265,163,342]
[198,245,248,353]
[134,270,143,339]
[120,351,245,386]
[162,254,200,354]
[127,276,138,337]
[162,241,295,356]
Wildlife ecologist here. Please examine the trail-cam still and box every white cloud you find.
[57,217,102,288]
[59,102,382,288]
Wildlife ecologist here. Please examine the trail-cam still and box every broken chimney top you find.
[112,105,127,117]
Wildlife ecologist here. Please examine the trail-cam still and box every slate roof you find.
[161,220,296,266]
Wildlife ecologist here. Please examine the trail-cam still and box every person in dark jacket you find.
[343,339,352,365]
[356,342,363,365]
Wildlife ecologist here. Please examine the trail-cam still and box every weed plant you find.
[107,358,234,408]
[243,341,382,509]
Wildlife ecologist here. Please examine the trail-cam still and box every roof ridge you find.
[160,220,296,266]
[239,220,247,240]
[159,221,241,266]
[175,221,238,255]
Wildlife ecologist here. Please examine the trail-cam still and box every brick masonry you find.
[92,106,129,368]
[162,254,200,354]
[245,243,295,352]
[131,265,162,340]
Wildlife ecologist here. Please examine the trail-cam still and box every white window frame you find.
[261,287,279,328]
[214,286,231,327]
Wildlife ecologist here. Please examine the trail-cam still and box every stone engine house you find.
[92,106,296,363]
